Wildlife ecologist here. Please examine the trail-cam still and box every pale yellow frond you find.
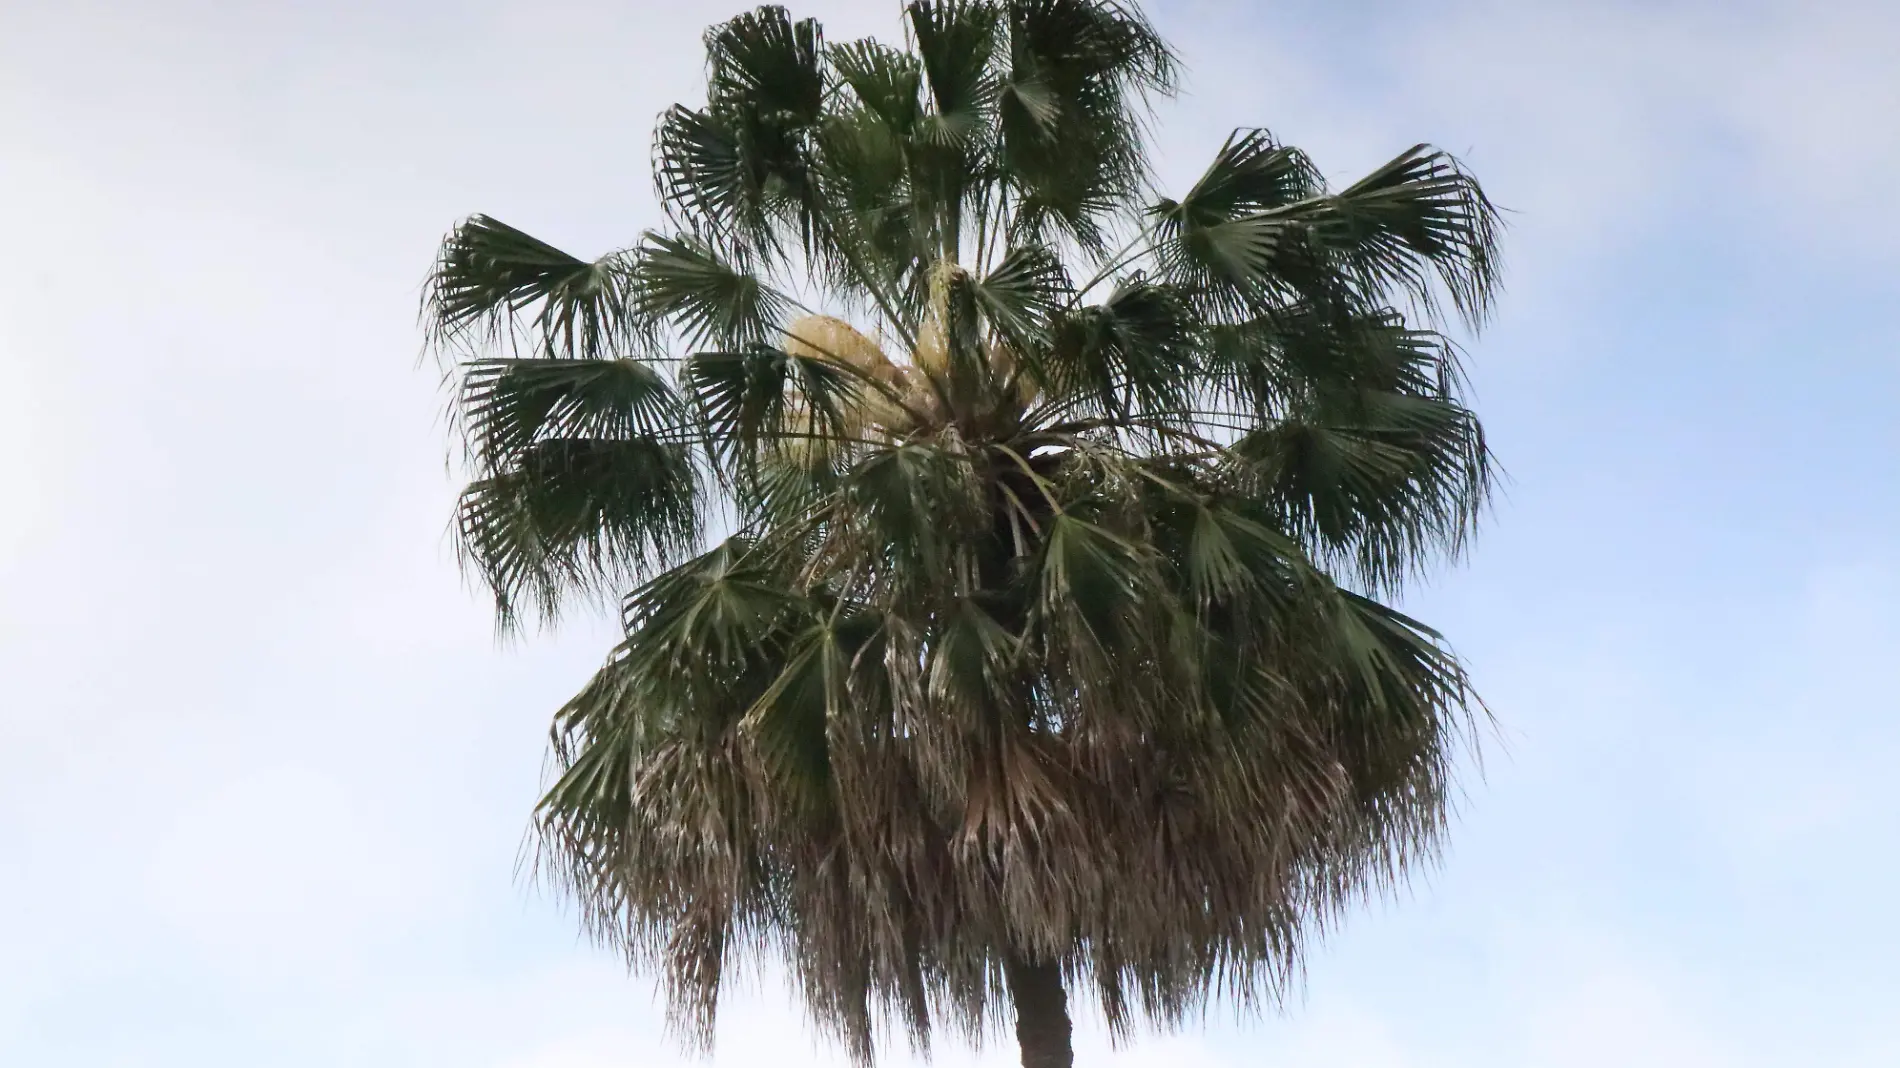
[784,315,915,433]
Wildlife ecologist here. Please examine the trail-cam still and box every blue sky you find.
[2,1,1896,1064]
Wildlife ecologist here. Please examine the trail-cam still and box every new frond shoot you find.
[422,3,1502,1065]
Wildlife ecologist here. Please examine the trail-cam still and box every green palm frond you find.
[424,2,1504,1062]
[633,232,791,348]
[1036,275,1197,422]
[972,244,1071,347]
[426,214,635,359]
[910,1,1003,139]
[1229,396,1486,591]
[458,437,701,626]
[1316,145,1502,326]
[707,7,826,125]
[832,39,926,133]
[655,6,829,256]
[683,344,859,467]
[1153,140,1500,328]
[654,106,755,240]
[459,358,685,472]
[997,0,1175,250]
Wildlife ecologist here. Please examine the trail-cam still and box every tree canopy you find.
[425,2,1500,1064]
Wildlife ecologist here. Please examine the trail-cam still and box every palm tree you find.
[423,3,1500,1066]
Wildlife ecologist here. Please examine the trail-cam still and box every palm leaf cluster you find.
[425,2,1499,1062]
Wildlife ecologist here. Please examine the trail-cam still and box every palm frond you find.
[909,0,1002,138]
[1033,276,1197,423]
[633,232,792,348]
[832,39,926,133]
[1152,130,1323,225]
[972,244,1071,352]
[997,0,1176,251]
[655,106,758,242]
[459,357,687,473]
[1226,387,1490,590]
[838,441,986,603]
[1153,140,1501,326]
[652,6,830,257]
[683,343,862,476]
[1315,145,1503,326]
[707,6,827,126]
[426,215,635,359]
[1032,512,1158,660]
[459,437,702,627]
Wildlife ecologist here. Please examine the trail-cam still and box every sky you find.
[2,0,1896,1064]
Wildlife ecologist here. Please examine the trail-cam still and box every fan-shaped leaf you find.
[426,215,634,359]
[460,358,687,471]
[458,437,702,626]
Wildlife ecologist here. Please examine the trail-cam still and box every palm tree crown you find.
[425,3,1500,1065]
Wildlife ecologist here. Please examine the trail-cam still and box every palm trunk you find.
[1004,956,1073,1068]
